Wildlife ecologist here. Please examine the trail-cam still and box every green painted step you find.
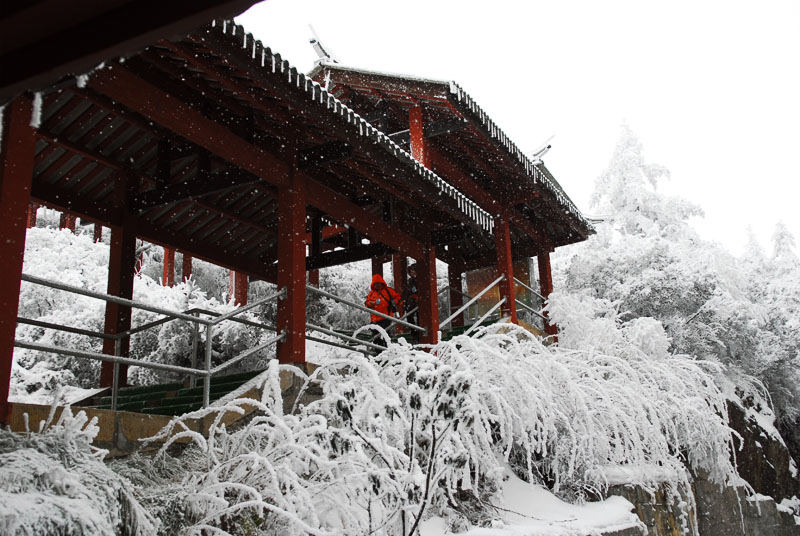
[85,369,269,416]
[142,403,202,416]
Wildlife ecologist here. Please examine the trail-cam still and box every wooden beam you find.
[308,243,393,271]
[299,141,352,170]
[301,171,426,260]
[133,168,263,212]
[88,66,290,189]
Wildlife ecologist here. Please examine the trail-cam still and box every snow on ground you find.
[8,386,105,406]
[420,467,642,536]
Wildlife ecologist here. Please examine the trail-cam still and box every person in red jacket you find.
[365,273,403,332]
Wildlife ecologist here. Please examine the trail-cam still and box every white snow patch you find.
[29,92,42,128]
[420,468,643,536]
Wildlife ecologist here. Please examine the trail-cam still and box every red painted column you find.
[447,263,465,328]
[308,269,320,287]
[26,202,38,228]
[537,251,557,338]
[181,252,192,281]
[276,168,306,363]
[392,255,406,297]
[0,96,36,424]
[59,212,76,231]
[93,223,103,242]
[371,257,384,277]
[409,105,430,167]
[416,247,439,345]
[162,248,175,287]
[494,216,518,324]
[234,272,248,306]
[100,217,137,387]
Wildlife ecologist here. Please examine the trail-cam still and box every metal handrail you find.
[513,277,545,301]
[209,333,285,376]
[16,316,116,340]
[307,284,425,333]
[20,273,212,325]
[465,297,506,336]
[14,340,208,376]
[17,273,286,410]
[211,288,286,325]
[306,322,387,352]
[440,274,505,329]
[515,299,547,320]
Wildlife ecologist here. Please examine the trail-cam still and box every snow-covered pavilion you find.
[0,17,591,423]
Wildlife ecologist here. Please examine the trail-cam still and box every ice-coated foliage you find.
[139,317,737,535]
[0,406,156,535]
[558,125,800,428]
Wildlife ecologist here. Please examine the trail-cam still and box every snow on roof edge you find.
[210,20,495,235]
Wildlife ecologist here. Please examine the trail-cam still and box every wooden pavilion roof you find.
[26,20,508,280]
[309,64,594,268]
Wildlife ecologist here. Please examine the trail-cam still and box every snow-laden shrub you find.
[14,227,275,395]
[144,317,738,535]
[0,406,156,535]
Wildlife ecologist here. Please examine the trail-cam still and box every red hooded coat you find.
[365,274,403,323]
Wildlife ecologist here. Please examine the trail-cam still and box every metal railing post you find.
[191,311,200,388]
[111,338,121,411]
[203,323,213,407]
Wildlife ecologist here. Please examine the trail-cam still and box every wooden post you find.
[276,168,306,363]
[392,255,406,297]
[416,247,439,345]
[181,252,192,281]
[162,247,175,287]
[59,212,76,231]
[537,251,557,338]
[447,263,465,328]
[0,96,36,424]
[494,216,517,324]
[93,223,103,242]
[26,202,38,228]
[234,272,248,306]
[371,257,384,277]
[309,215,321,286]
[100,179,137,387]
[409,105,430,167]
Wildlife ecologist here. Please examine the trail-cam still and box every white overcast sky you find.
[237,0,800,256]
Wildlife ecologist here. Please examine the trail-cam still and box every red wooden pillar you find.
[26,202,38,228]
[181,252,192,281]
[537,251,557,338]
[276,169,306,363]
[392,255,406,296]
[0,96,37,424]
[447,263,465,328]
[93,223,103,242]
[232,272,248,306]
[99,217,137,387]
[162,247,175,287]
[371,257,384,277]
[409,105,430,167]
[308,269,320,287]
[59,212,76,231]
[416,247,439,345]
[494,216,518,324]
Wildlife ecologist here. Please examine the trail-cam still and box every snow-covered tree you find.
[557,125,800,432]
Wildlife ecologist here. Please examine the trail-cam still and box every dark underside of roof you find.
[25,21,518,280]
[0,0,257,105]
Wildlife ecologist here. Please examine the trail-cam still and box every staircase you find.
[80,369,267,416]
